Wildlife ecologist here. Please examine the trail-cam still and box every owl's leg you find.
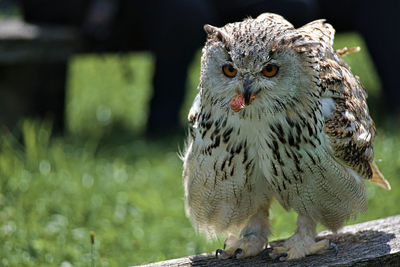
[270,214,337,261]
[216,207,270,259]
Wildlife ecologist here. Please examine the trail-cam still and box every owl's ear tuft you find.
[297,19,335,47]
[204,24,229,44]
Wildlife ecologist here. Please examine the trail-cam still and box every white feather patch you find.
[357,124,371,142]
[320,98,336,119]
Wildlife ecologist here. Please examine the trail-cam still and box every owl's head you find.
[200,13,334,115]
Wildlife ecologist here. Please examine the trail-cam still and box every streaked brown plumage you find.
[183,13,390,260]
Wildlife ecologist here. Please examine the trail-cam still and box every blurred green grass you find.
[0,33,399,266]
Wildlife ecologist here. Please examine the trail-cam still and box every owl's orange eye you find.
[222,64,237,78]
[262,64,279,77]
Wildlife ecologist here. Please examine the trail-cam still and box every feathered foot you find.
[270,238,337,261]
[216,234,267,259]
[270,215,338,261]
[216,207,270,259]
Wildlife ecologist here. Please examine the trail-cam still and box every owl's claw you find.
[232,248,244,259]
[215,237,230,259]
[215,248,244,260]
[215,233,267,259]
[329,240,338,256]
[259,247,272,260]
[273,252,288,261]
[215,249,224,259]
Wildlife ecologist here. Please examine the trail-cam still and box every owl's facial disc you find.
[223,60,279,112]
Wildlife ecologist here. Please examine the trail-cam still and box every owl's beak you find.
[230,78,257,112]
[243,78,256,105]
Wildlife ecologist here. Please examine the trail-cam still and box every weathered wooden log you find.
[134,215,400,266]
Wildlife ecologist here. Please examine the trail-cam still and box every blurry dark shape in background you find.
[0,0,398,136]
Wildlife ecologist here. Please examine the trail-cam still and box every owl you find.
[182,13,390,261]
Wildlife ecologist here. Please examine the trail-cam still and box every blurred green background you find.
[0,33,399,267]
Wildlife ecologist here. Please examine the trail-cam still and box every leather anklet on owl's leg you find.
[216,207,270,259]
[270,214,337,260]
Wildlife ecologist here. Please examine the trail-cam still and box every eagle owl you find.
[182,13,390,260]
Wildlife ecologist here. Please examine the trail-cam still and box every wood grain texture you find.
[134,215,400,266]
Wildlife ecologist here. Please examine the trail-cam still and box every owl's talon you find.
[273,252,288,261]
[232,248,243,259]
[329,240,338,256]
[215,249,224,259]
[259,247,272,260]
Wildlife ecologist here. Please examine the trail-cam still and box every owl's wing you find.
[187,92,201,139]
[297,20,390,189]
[320,51,390,190]
[188,93,201,125]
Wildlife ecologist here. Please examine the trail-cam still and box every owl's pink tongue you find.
[230,94,246,112]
